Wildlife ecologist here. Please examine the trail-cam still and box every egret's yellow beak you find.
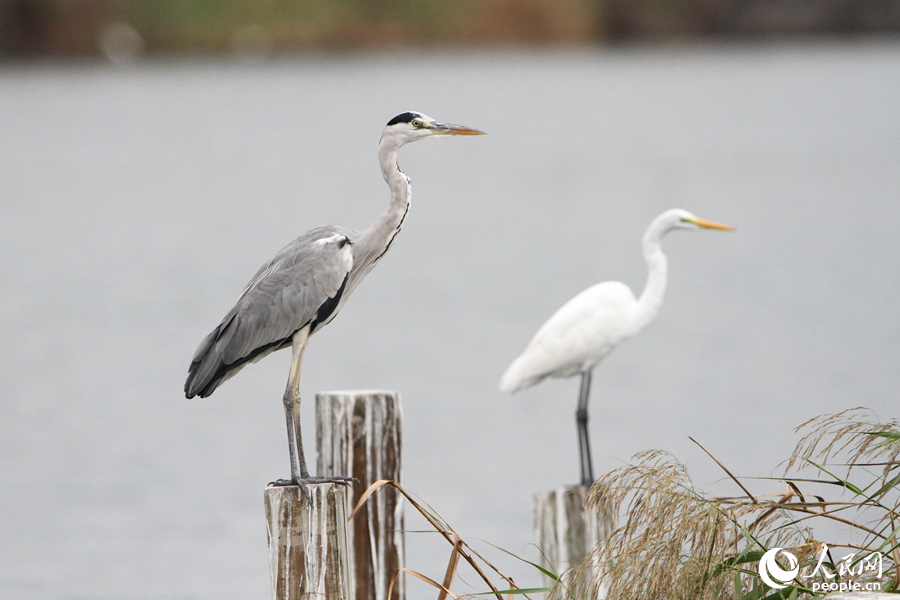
[687,217,734,231]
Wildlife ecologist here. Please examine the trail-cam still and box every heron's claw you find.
[295,477,353,504]
[268,478,296,487]
[266,476,355,505]
[302,476,355,486]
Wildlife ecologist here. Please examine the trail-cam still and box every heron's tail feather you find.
[185,316,293,399]
[185,326,227,398]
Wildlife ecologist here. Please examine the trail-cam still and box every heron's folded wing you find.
[214,231,352,366]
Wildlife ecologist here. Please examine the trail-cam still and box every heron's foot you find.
[266,476,355,504]
[296,476,354,503]
[301,475,355,486]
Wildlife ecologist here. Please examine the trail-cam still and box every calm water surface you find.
[1,42,899,599]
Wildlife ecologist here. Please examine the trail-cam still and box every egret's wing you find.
[499,281,637,393]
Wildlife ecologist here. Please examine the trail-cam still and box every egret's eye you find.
[411,119,421,128]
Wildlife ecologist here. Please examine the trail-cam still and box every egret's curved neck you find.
[634,218,669,331]
[353,135,412,283]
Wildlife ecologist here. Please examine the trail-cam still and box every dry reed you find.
[551,408,900,599]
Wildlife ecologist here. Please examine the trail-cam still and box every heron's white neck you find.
[353,136,411,281]
[378,135,411,204]
[633,217,670,333]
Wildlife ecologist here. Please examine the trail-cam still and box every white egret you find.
[499,208,732,485]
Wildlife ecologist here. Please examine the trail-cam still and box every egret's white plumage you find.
[499,208,732,484]
[499,280,639,392]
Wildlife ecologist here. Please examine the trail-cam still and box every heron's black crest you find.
[387,112,421,126]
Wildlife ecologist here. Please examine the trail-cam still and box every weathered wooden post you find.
[265,482,354,600]
[534,484,611,590]
[317,390,404,600]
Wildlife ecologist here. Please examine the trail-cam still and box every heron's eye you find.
[411,119,421,128]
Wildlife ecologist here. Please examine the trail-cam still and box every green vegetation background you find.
[2,0,899,57]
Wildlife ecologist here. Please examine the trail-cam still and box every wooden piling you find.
[317,390,404,600]
[265,482,354,600]
[534,484,611,590]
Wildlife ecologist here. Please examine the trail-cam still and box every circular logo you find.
[758,548,799,589]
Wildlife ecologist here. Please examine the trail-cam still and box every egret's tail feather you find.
[499,355,542,394]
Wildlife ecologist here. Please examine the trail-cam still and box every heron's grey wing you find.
[218,245,350,362]
[185,228,353,398]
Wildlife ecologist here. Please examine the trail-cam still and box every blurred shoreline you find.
[2,0,899,61]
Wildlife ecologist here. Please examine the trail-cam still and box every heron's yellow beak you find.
[687,217,734,231]
[430,122,486,136]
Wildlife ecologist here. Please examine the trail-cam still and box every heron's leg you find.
[576,370,594,486]
[289,326,312,479]
[293,392,310,480]
[275,324,352,501]
[281,401,301,484]
[279,325,311,487]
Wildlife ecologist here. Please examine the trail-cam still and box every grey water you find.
[1,40,899,599]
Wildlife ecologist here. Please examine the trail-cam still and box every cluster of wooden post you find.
[264,391,403,600]
[261,389,611,600]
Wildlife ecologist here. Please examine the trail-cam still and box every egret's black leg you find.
[576,370,594,486]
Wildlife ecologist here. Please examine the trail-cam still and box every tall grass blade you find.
[437,534,462,600]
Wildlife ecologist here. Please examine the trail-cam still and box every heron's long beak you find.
[430,122,486,136]
[688,217,734,231]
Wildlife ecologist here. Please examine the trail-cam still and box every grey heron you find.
[498,209,732,486]
[185,112,484,496]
